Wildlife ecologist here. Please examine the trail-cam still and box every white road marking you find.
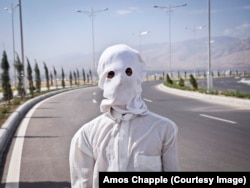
[143,98,152,103]
[5,103,39,188]
[200,114,237,124]
[92,99,97,103]
[93,92,96,95]
[5,93,67,188]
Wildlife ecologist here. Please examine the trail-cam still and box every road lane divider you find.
[200,114,237,124]
[143,98,152,103]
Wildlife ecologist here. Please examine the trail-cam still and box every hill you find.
[142,36,250,73]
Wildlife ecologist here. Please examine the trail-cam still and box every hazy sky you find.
[1,0,250,71]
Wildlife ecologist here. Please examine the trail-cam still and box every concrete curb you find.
[158,83,250,109]
[0,87,85,164]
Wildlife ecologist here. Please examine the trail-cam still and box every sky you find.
[0,0,250,72]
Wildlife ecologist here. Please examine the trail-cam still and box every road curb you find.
[0,87,84,165]
[158,83,250,108]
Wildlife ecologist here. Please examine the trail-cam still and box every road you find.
[1,81,250,187]
[197,77,250,93]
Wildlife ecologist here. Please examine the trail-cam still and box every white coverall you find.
[69,44,179,188]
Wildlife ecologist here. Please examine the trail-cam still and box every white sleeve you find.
[69,128,95,188]
[162,122,179,171]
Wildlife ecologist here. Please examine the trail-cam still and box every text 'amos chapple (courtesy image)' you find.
[99,172,249,188]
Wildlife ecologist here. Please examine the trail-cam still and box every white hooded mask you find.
[97,44,148,115]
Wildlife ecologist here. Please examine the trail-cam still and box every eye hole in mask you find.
[107,71,115,79]
[125,67,133,76]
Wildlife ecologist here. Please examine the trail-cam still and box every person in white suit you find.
[69,44,179,188]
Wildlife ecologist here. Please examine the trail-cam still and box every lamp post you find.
[4,3,19,88]
[207,0,213,92]
[76,8,108,73]
[153,3,187,77]
[133,31,150,53]
[18,0,26,96]
[139,31,149,54]
[185,25,205,77]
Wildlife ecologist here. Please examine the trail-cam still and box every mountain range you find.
[59,36,250,75]
[141,36,250,73]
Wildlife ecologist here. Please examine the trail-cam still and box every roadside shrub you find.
[166,74,173,85]
[1,105,10,114]
[178,78,185,87]
[189,74,198,90]
[221,91,250,99]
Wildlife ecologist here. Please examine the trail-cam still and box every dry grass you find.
[0,103,20,126]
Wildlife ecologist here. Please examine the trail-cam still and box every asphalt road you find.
[1,81,250,187]
[197,77,250,93]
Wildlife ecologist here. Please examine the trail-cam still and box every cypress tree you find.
[73,71,77,85]
[1,51,13,103]
[34,61,41,93]
[166,74,173,85]
[189,74,198,90]
[43,62,50,91]
[14,54,24,97]
[61,67,65,88]
[82,68,86,84]
[69,71,73,87]
[26,58,34,97]
[53,66,57,89]
[89,69,92,83]
[50,72,53,86]
[179,78,185,87]
[87,73,89,84]
[76,68,80,85]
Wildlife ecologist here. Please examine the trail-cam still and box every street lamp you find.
[76,8,108,74]
[185,25,205,77]
[133,31,150,53]
[153,3,187,77]
[4,3,19,88]
[207,0,213,92]
[18,0,26,96]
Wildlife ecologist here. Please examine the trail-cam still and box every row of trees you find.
[1,51,93,103]
[166,73,198,90]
